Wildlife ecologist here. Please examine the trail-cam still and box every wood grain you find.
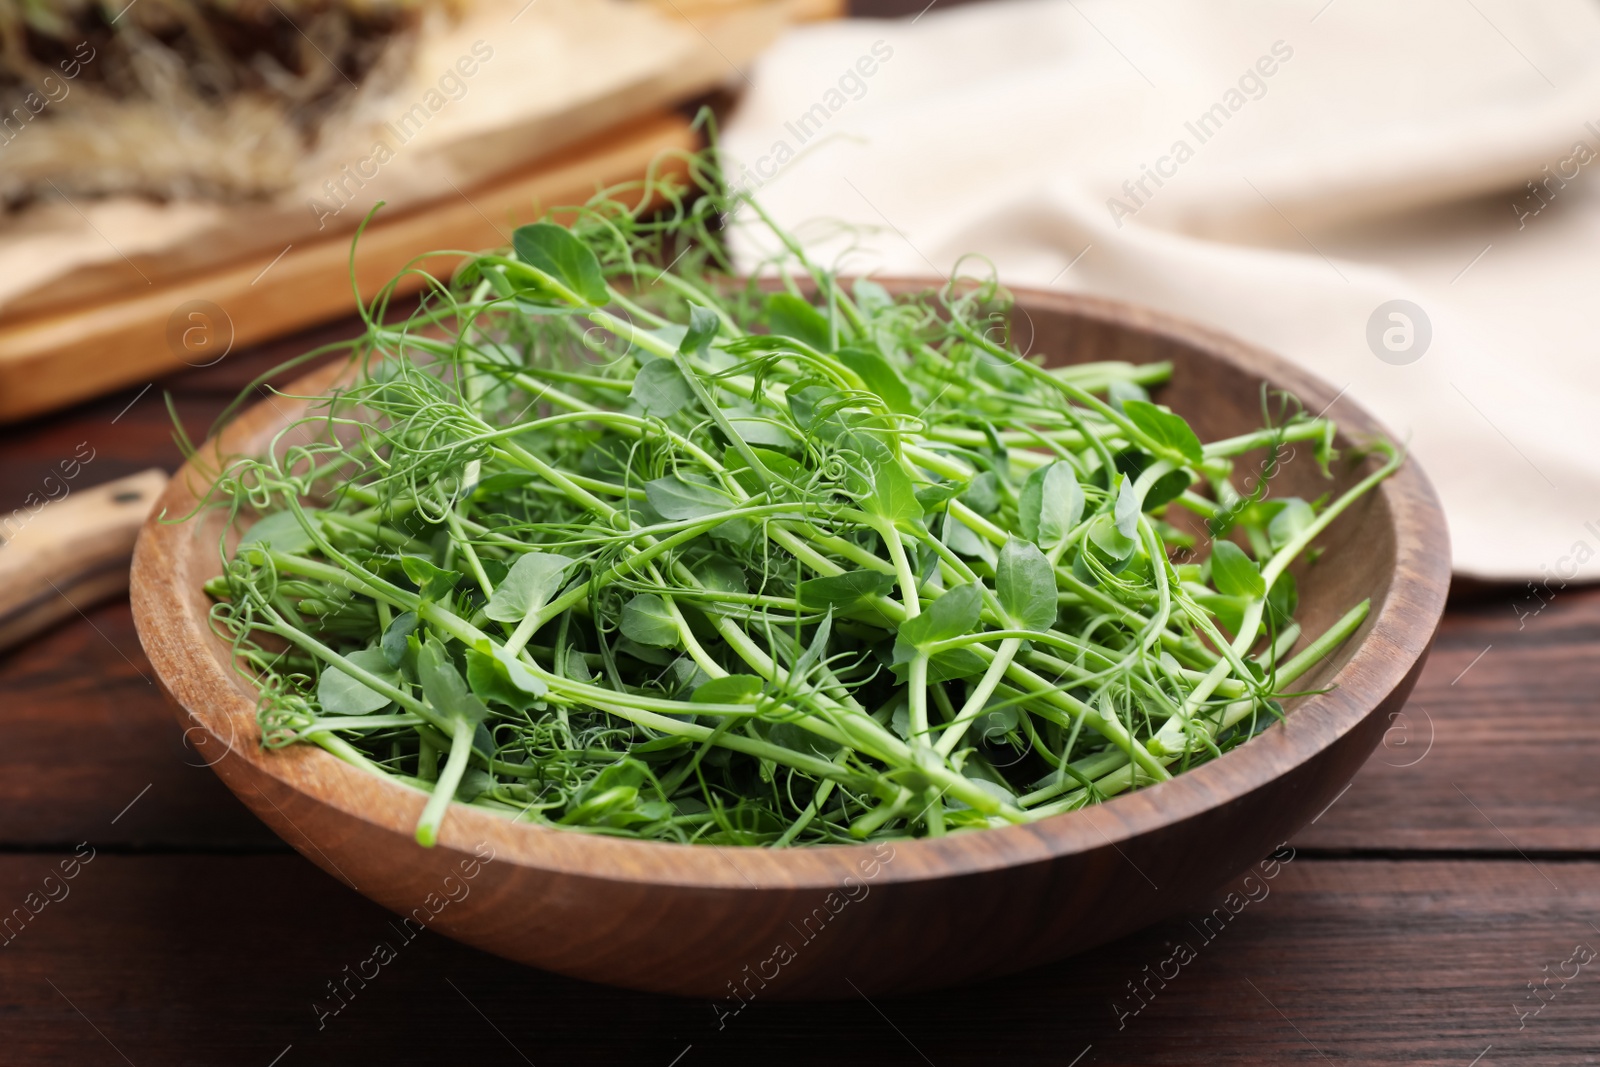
[0,0,814,327]
[0,0,1580,1051]
[0,287,1557,862]
[0,112,694,424]
[0,315,365,850]
[127,286,1450,997]
[0,855,1591,1065]
[0,273,1586,1063]
[0,468,166,652]
[0,597,283,849]
[9,577,1581,856]
[1295,585,1600,853]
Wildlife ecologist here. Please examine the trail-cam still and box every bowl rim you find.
[131,283,1450,891]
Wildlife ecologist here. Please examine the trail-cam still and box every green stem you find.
[416,715,476,847]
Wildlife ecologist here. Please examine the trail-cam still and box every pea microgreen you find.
[195,144,1400,847]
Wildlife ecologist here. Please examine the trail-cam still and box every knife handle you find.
[0,468,168,653]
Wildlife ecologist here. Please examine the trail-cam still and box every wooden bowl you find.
[131,286,1450,999]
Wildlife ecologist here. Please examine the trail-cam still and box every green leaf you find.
[790,608,833,683]
[1147,469,1192,510]
[481,265,516,300]
[1114,474,1142,539]
[960,777,1018,809]
[786,382,841,433]
[1086,512,1137,562]
[861,459,921,526]
[1107,378,1150,412]
[894,583,983,655]
[1018,461,1084,551]
[709,517,759,552]
[914,482,961,510]
[452,768,494,802]
[853,277,893,312]
[735,446,808,486]
[972,704,1020,742]
[1112,449,1190,512]
[645,473,733,521]
[680,304,720,356]
[838,426,896,468]
[511,222,607,305]
[563,647,594,684]
[671,659,714,699]
[1194,591,1247,635]
[497,647,548,698]
[485,551,575,623]
[765,292,832,351]
[1042,464,1085,547]
[465,645,548,711]
[767,720,841,758]
[617,636,674,666]
[693,556,747,595]
[960,470,1001,515]
[1210,540,1266,599]
[796,569,897,609]
[996,538,1057,631]
[240,509,319,556]
[560,760,670,828]
[479,558,509,588]
[837,346,914,414]
[471,471,537,498]
[380,611,418,669]
[417,639,489,725]
[642,323,687,353]
[889,646,988,683]
[317,648,400,714]
[691,674,763,705]
[1266,571,1298,625]
[1268,498,1315,550]
[1122,399,1203,464]
[620,593,679,648]
[725,413,799,451]
[629,359,694,419]
[926,649,989,682]
[401,555,458,602]
[941,508,992,559]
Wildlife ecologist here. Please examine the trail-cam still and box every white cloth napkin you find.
[723,0,1600,581]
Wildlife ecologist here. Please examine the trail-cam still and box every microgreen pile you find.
[196,156,1401,847]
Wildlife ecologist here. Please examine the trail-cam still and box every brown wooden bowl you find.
[131,285,1450,999]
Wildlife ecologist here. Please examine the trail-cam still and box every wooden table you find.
[2,321,1596,1065]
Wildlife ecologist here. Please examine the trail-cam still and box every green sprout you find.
[190,144,1400,847]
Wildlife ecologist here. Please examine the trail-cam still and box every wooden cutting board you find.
[0,111,695,424]
[0,0,849,424]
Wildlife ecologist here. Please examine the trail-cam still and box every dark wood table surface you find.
[2,311,1596,1066]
